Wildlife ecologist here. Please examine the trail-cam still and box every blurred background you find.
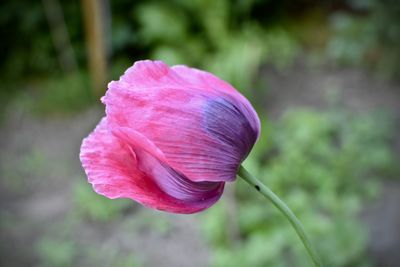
[0,0,399,267]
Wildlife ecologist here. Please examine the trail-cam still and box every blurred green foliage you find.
[13,72,94,116]
[2,0,399,115]
[202,108,397,267]
[34,180,148,267]
[1,1,399,266]
[134,0,300,97]
[326,0,400,78]
[0,1,84,79]
[0,148,48,195]
[73,179,173,234]
[73,180,131,222]
[37,238,77,267]
[327,13,374,65]
[36,234,143,267]
[0,0,399,79]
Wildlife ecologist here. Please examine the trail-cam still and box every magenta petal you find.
[115,60,184,90]
[113,127,224,202]
[103,60,260,183]
[172,64,261,133]
[171,65,239,95]
[80,118,223,214]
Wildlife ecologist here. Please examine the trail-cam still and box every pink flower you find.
[80,60,260,214]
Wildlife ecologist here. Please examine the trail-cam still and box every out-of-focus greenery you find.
[37,232,143,267]
[2,0,400,115]
[12,72,93,116]
[1,1,399,266]
[73,180,131,222]
[202,108,397,267]
[34,178,174,267]
[326,0,400,78]
[72,179,173,234]
[135,0,299,95]
[34,179,162,267]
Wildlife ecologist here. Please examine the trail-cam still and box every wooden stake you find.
[81,0,108,96]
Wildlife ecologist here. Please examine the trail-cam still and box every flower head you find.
[80,60,260,213]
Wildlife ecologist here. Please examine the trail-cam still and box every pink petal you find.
[171,65,239,95]
[80,117,223,214]
[117,60,184,90]
[103,60,260,183]
[112,127,224,202]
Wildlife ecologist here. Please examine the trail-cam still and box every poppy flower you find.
[80,60,260,214]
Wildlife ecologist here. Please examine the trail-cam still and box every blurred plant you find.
[327,0,400,78]
[11,72,95,116]
[37,238,77,267]
[326,13,374,66]
[135,0,299,99]
[33,178,171,267]
[120,210,173,236]
[0,148,48,195]
[78,245,143,267]
[368,0,400,78]
[0,1,84,79]
[202,108,397,267]
[73,180,131,222]
[1,0,303,114]
[36,234,143,267]
[3,0,400,117]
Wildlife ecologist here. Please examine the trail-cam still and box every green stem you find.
[237,165,322,267]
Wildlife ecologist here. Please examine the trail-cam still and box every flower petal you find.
[172,64,261,133]
[172,65,238,95]
[103,60,260,183]
[113,60,184,90]
[80,117,223,214]
[112,126,224,202]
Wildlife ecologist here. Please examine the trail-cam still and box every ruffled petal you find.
[80,117,223,214]
[171,65,238,95]
[117,60,184,90]
[103,60,260,183]
[112,127,224,202]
